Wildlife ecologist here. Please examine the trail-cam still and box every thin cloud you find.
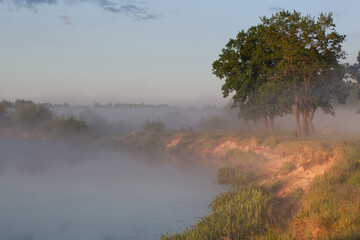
[1,0,160,21]
[103,4,145,14]
[121,4,144,14]
[140,13,159,21]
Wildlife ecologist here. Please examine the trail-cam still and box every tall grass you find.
[161,185,273,240]
[217,167,255,186]
[292,147,360,239]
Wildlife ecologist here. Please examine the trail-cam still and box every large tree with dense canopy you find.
[213,10,349,135]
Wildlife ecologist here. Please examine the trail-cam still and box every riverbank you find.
[100,130,344,196]
[99,130,360,239]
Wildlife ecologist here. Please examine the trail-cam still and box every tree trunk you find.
[268,115,274,132]
[307,108,316,135]
[294,96,301,137]
[307,115,314,135]
[261,116,268,131]
[301,109,309,136]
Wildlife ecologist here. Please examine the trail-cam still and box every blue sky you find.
[1,0,359,106]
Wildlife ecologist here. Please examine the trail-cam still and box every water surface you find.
[0,139,225,240]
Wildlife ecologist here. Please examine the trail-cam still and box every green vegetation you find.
[0,100,6,117]
[162,138,360,239]
[346,51,360,84]
[162,168,305,240]
[119,130,174,153]
[142,119,165,132]
[212,10,350,136]
[50,117,92,139]
[293,147,360,239]
[12,100,53,128]
[217,167,254,186]
[281,161,297,174]
[161,185,273,240]
[0,99,94,141]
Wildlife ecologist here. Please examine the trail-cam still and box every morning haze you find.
[1,1,360,240]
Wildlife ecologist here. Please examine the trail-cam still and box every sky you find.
[1,0,359,106]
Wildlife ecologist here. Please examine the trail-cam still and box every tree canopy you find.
[213,10,350,135]
[12,101,53,128]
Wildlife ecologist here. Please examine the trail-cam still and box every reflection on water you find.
[0,139,226,240]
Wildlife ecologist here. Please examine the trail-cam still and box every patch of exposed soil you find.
[165,135,339,196]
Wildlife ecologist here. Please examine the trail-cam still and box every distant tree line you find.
[0,99,92,140]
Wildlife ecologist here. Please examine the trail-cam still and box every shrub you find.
[51,117,91,138]
[12,102,53,128]
[142,119,165,132]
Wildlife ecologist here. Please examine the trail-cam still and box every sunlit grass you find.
[292,147,360,239]
[161,185,273,240]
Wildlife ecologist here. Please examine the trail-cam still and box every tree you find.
[12,100,53,128]
[52,117,89,138]
[212,24,284,131]
[345,51,360,112]
[213,10,349,136]
[347,51,360,83]
[0,100,6,118]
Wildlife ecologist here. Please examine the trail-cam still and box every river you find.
[0,139,226,240]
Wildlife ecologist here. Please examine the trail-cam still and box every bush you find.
[12,102,53,128]
[51,117,91,138]
[142,119,165,132]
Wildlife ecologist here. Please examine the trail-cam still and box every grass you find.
[217,167,255,186]
[98,130,360,239]
[223,150,266,170]
[119,130,174,153]
[161,185,273,240]
[161,163,302,240]
[292,147,360,239]
[281,161,297,174]
[161,137,360,240]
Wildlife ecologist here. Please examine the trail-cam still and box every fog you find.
[2,97,360,239]
[0,139,227,240]
[49,104,225,134]
[266,106,360,135]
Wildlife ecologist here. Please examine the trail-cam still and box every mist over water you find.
[0,139,227,240]
[50,105,223,133]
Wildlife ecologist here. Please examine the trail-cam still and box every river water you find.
[0,139,226,240]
